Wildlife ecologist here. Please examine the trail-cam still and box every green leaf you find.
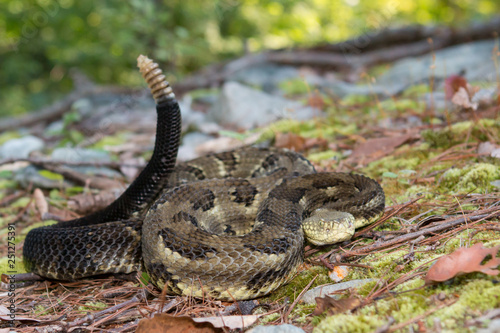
[91,134,127,149]
[49,190,65,201]
[63,110,82,127]
[399,169,417,176]
[382,172,398,178]
[65,186,84,196]
[0,170,13,178]
[218,130,247,140]
[279,78,309,95]
[0,131,21,145]
[68,129,85,144]
[11,197,31,208]
[0,179,18,189]
[38,170,64,181]
[140,271,150,284]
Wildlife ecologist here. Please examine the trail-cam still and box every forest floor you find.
[0,36,499,333]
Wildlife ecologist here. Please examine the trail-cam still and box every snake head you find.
[302,208,356,246]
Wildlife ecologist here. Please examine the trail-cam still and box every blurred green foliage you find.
[1,0,499,117]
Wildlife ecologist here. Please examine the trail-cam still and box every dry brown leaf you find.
[307,92,326,109]
[425,243,500,284]
[348,134,413,164]
[33,188,48,217]
[304,137,328,150]
[312,296,361,316]
[67,190,117,214]
[275,132,306,151]
[451,86,478,110]
[136,314,223,333]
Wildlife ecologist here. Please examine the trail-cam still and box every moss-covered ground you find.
[0,78,498,332]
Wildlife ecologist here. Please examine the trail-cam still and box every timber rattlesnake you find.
[23,56,385,300]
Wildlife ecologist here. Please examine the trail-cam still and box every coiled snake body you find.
[23,56,385,300]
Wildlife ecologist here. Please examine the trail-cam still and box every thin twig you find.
[354,196,423,238]
[283,275,318,323]
[68,295,141,327]
[0,190,27,208]
[337,206,500,261]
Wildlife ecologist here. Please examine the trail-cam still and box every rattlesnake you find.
[23,56,385,300]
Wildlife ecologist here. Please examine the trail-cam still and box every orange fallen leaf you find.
[425,243,500,284]
[329,265,349,282]
[275,132,306,151]
[136,314,222,333]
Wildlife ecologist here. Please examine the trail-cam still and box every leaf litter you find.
[0,70,499,332]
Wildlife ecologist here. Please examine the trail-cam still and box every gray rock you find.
[14,165,73,189]
[378,115,423,129]
[87,95,203,133]
[179,96,210,132]
[247,324,306,333]
[325,80,387,98]
[323,39,498,99]
[423,91,448,111]
[177,132,215,161]
[472,87,498,106]
[85,104,157,133]
[301,279,375,305]
[478,142,497,156]
[51,147,121,178]
[51,147,111,163]
[229,64,299,93]
[210,81,320,129]
[44,120,65,137]
[377,39,497,92]
[477,318,500,333]
[191,90,220,106]
[78,92,159,133]
[197,122,223,135]
[71,98,93,116]
[0,135,44,159]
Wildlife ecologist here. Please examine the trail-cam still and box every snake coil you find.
[23,56,385,300]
